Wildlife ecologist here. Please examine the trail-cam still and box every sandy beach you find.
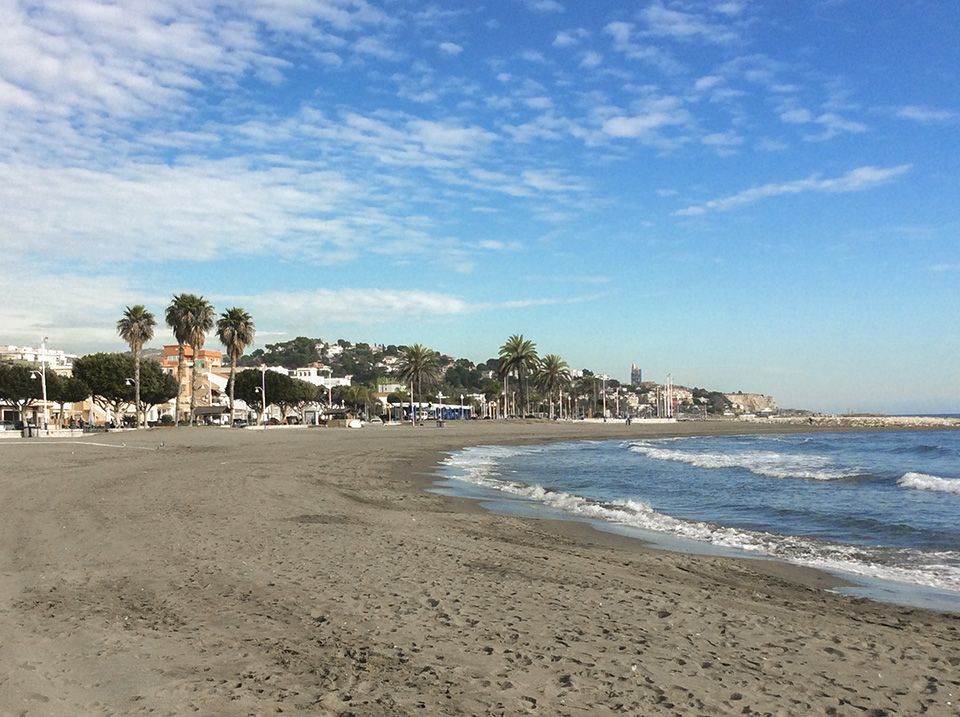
[1,421,958,716]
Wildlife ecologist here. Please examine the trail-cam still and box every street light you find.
[125,378,136,428]
[600,374,608,419]
[29,369,48,432]
[257,365,268,427]
[437,391,446,423]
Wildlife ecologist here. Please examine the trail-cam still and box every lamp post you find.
[39,336,49,431]
[29,369,48,433]
[600,374,608,419]
[258,364,267,427]
[125,377,135,427]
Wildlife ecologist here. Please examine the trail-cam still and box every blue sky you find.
[2,0,958,413]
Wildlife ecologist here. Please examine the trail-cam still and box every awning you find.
[193,405,230,416]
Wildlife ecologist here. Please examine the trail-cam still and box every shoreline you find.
[2,421,959,715]
[424,426,960,612]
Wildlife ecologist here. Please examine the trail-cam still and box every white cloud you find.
[806,112,866,141]
[896,105,956,124]
[0,159,371,263]
[693,75,723,92]
[675,165,913,216]
[224,289,471,325]
[521,0,565,13]
[780,108,813,124]
[778,106,866,139]
[0,0,385,130]
[519,49,546,63]
[438,41,463,56]
[714,1,746,16]
[553,28,588,47]
[702,131,743,147]
[640,1,738,44]
[600,96,690,143]
[579,51,602,69]
[490,293,604,310]
[0,265,161,350]
[603,21,683,73]
[525,96,553,110]
[476,239,519,251]
[353,36,403,61]
[520,169,587,192]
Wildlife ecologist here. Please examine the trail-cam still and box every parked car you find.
[232,418,249,428]
[0,420,16,432]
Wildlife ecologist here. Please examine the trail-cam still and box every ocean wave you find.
[898,472,960,496]
[441,448,960,594]
[628,442,859,481]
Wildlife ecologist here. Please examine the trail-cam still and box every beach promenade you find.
[1,422,957,716]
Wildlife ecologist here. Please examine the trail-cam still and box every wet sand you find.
[1,421,958,716]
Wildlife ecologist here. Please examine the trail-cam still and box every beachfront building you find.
[289,366,352,389]
[159,344,231,423]
[0,344,78,375]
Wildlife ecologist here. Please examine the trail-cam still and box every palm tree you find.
[498,334,538,417]
[165,293,214,425]
[535,354,571,420]
[117,305,156,428]
[185,296,215,424]
[216,307,256,422]
[395,344,441,424]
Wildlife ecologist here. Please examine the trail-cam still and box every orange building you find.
[161,344,223,371]
[161,345,229,422]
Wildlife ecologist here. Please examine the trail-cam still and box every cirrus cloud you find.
[675,165,913,216]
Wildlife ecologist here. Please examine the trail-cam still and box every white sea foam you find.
[442,446,960,594]
[898,472,960,496]
[629,441,858,480]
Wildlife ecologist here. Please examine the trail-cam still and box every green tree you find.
[572,372,598,418]
[72,353,136,421]
[216,307,256,420]
[273,377,316,423]
[139,360,179,420]
[499,334,538,417]
[0,363,48,424]
[48,375,90,426]
[395,344,441,422]
[116,304,156,428]
[230,369,296,424]
[333,385,377,419]
[535,354,571,420]
[241,336,319,368]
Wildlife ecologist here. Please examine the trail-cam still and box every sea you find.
[434,430,960,612]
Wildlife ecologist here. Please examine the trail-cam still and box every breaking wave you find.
[898,472,960,496]
[628,441,859,481]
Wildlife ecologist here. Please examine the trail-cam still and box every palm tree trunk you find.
[133,343,142,428]
[189,355,196,426]
[229,355,236,421]
[175,344,185,427]
[502,374,508,419]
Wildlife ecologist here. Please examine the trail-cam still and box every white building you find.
[0,344,77,374]
[289,366,352,389]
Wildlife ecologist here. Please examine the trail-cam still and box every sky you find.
[1,0,958,414]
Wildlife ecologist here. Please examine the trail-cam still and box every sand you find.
[1,421,958,716]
